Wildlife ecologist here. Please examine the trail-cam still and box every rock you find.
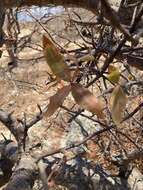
[63,110,102,148]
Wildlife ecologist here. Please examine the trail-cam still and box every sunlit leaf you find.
[44,85,71,117]
[107,67,120,84]
[108,65,117,73]
[71,83,105,119]
[43,35,71,82]
[110,85,127,125]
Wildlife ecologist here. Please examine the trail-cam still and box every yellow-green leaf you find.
[43,35,71,82]
[110,85,127,125]
[108,65,117,73]
[71,83,105,119]
[107,70,120,84]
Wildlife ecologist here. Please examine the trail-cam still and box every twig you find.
[36,125,114,162]
[122,102,143,123]
[26,104,48,129]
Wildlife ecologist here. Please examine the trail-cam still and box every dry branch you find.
[2,0,139,43]
[0,139,143,190]
[0,109,19,140]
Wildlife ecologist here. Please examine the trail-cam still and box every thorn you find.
[1,133,7,141]
[37,104,42,114]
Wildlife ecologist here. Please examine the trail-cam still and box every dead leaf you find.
[44,85,71,117]
[110,85,127,125]
[78,54,95,62]
[71,83,105,119]
[43,35,71,82]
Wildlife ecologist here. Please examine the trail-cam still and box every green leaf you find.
[43,35,71,82]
